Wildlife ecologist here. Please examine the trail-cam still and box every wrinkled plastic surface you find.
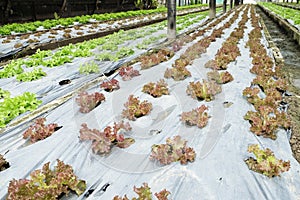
[0,7,208,60]
[0,7,300,200]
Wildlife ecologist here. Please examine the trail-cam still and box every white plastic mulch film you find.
[0,5,300,200]
[0,6,207,60]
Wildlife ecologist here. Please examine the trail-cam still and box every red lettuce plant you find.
[173,58,191,68]
[119,66,140,81]
[243,87,262,105]
[122,95,152,120]
[250,64,274,77]
[207,70,234,84]
[79,121,134,154]
[0,154,9,171]
[75,91,105,113]
[164,65,191,81]
[172,40,183,52]
[205,37,240,70]
[204,60,217,69]
[140,49,174,70]
[7,160,86,200]
[245,144,290,177]
[142,79,169,98]
[23,117,61,143]
[113,183,170,200]
[243,87,282,109]
[244,106,291,139]
[150,135,196,165]
[100,79,120,92]
[186,80,222,102]
[251,75,287,92]
[216,45,240,69]
[181,105,210,128]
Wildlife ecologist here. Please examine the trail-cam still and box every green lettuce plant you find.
[79,61,99,74]
[0,88,10,99]
[96,52,118,62]
[16,68,46,82]
[116,47,135,59]
[0,60,24,78]
[0,92,42,128]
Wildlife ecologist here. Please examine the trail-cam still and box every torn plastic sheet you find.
[0,6,300,200]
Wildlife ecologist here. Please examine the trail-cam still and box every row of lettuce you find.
[259,2,300,25]
[274,2,300,10]
[0,4,207,36]
[243,6,291,177]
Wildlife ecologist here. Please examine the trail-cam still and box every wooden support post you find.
[223,0,227,12]
[209,0,216,19]
[234,0,239,7]
[117,0,120,9]
[4,0,11,24]
[31,0,37,21]
[167,0,176,40]
[60,0,67,16]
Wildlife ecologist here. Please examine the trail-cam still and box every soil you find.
[256,6,300,163]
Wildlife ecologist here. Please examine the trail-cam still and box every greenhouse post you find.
[167,0,176,40]
[209,0,216,18]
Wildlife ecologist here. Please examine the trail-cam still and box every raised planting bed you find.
[0,4,209,36]
[0,5,221,62]
[0,4,299,200]
[259,3,300,27]
[258,3,300,45]
[0,7,224,131]
[274,2,300,11]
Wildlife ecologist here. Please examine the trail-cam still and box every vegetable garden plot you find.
[259,3,300,31]
[0,7,224,130]
[0,4,208,36]
[0,5,211,61]
[274,2,300,10]
[1,4,300,199]
[0,5,240,153]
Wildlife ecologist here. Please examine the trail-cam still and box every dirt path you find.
[257,6,300,163]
